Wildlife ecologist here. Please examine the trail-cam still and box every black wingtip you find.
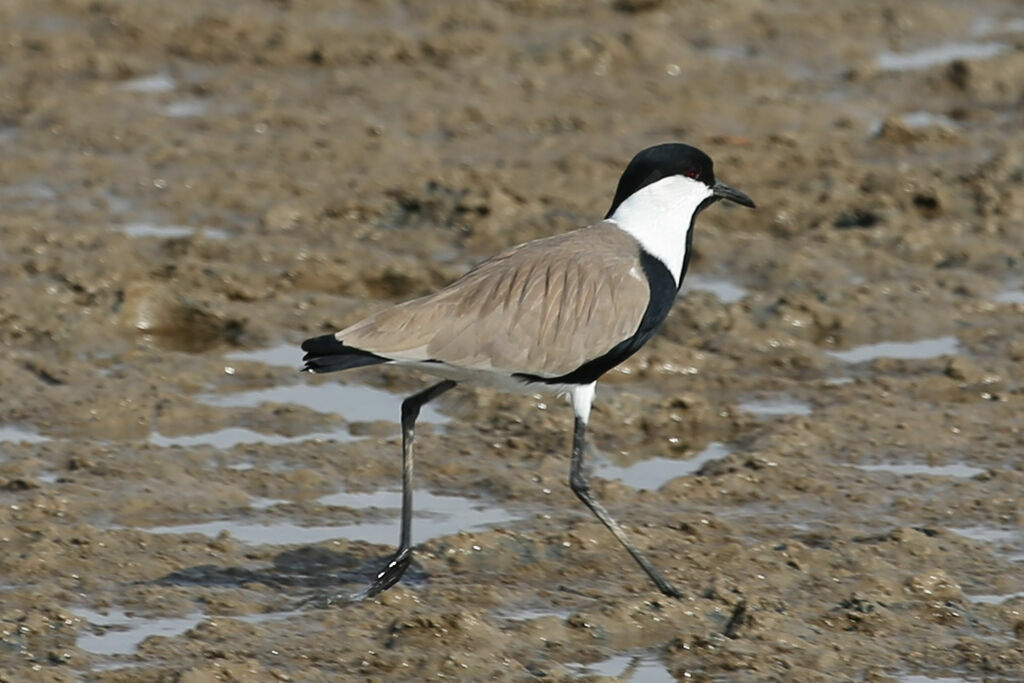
[301,334,390,374]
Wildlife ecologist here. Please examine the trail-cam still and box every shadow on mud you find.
[152,546,428,595]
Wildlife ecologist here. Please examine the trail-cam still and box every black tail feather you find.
[301,334,389,374]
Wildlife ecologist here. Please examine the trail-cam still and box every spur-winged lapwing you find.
[302,143,755,599]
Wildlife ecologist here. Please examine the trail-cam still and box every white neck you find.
[607,175,713,286]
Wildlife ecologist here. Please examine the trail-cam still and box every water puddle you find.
[232,608,305,624]
[149,426,356,449]
[318,489,519,542]
[118,222,230,240]
[855,462,985,478]
[972,16,1024,36]
[994,287,1024,305]
[198,382,446,425]
[163,100,208,118]
[871,111,960,135]
[0,183,57,203]
[73,607,203,656]
[156,344,446,447]
[597,441,731,490]
[738,397,812,417]
[249,496,286,510]
[877,42,1009,71]
[0,425,50,444]
[900,111,960,130]
[567,652,674,681]
[682,275,748,303]
[495,605,574,622]
[827,336,959,363]
[117,73,176,93]
[965,590,1024,605]
[139,489,518,546]
[224,343,301,368]
[949,526,1018,546]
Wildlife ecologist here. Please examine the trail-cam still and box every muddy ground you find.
[1,0,1024,680]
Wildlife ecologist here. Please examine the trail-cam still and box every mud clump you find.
[121,282,244,351]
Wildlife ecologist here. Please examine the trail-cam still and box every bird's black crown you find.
[605,143,716,218]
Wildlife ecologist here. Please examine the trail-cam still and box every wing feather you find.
[338,222,650,377]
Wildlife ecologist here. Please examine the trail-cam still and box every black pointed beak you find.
[713,181,756,208]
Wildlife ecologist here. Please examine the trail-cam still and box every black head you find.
[605,143,755,218]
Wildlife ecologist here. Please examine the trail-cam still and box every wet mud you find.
[1,0,1024,680]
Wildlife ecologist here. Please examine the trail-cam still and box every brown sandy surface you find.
[2,0,1024,680]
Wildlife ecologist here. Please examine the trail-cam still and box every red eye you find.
[684,167,701,180]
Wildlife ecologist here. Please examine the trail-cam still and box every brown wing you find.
[338,222,650,377]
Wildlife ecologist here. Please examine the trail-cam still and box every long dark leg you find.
[569,385,682,598]
[350,379,457,600]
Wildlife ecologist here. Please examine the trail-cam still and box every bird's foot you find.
[294,548,414,608]
[659,582,684,599]
[347,547,413,602]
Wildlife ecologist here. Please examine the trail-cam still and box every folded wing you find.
[338,222,650,379]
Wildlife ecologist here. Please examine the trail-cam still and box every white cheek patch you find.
[607,176,713,286]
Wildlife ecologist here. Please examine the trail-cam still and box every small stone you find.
[945,356,982,383]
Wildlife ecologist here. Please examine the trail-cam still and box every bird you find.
[301,142,755,600]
